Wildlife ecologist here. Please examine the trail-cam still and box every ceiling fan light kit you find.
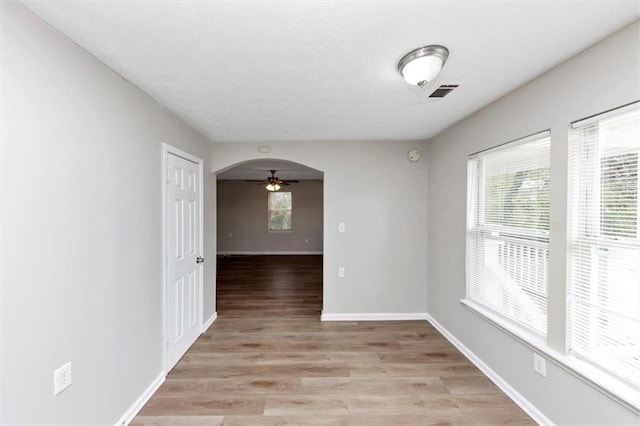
[244,169,299,191]
[266,183,281,192]
[398,45,449,87]
[266,169,283,192]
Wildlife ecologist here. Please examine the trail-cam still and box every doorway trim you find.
[161,143,205,373]
[214,158,325,316]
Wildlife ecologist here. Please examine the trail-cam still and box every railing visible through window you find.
[464,104,640,409]
[467,132,551,336]
[568,104,640,390]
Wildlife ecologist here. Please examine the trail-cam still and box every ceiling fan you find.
[246,170,299,192]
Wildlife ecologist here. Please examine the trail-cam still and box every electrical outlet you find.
[228,232,232,238]
[338,267,345,277]
[533,353,546,377]
[338,222,345,233]
[54,362,72,395]
[305,238,309,244]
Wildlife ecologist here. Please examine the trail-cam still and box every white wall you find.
[211,142,429,316]
[427,21,640,424]
[0,2,216,424]
[217,180,323,253]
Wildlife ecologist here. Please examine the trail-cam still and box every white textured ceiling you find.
[217,159,323,180]
[22,1,640,142]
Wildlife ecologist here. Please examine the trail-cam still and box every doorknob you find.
[196,257,205,264]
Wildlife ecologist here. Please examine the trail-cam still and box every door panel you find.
[166,152,201,370]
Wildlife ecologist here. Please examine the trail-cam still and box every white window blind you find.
[467,133,551,336]
[568,105,640,390]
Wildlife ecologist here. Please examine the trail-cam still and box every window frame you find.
[462,107,640,412]
[566,105,640,398]
[466,130,552,338]
[267,191,293,232]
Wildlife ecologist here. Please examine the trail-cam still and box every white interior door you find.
[166,152,202,371]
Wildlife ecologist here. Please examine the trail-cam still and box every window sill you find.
[268,229,293,233]
[460,299,640,414]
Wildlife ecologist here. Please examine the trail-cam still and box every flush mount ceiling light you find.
[398,45,449,88]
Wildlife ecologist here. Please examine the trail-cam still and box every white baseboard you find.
[202,311,217,333]
[218,251,323,255]
[424,313,553,425]
[115,371,165,426]
[321,312,428,321]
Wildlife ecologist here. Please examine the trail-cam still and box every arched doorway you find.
[215,159,324,319]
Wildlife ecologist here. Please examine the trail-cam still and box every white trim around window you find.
[461,299,640,412]
[463,111,640,413]
[466,130,551,337]
[267,191,293,231]
[566,104,640,408]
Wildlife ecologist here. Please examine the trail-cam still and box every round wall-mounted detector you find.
[408,149,421,162]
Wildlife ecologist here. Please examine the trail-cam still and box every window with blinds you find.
[467,132,551,336]
[568,105,640,390]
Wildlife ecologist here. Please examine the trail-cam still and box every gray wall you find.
[211,142,429,316]
[6,0,633,423]
[0,2,216,424]
[217,180,323,253]
[427,21,640,424]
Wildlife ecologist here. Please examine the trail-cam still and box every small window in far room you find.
[268,191,292,231]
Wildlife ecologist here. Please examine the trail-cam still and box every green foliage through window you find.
[484,168,550,232]
[600,153,638,238]
[269,192,292,230]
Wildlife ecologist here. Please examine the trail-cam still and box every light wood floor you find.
[132,255,533,425]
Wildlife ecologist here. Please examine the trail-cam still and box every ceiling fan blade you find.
[245,180,267,183]
[282,180,299,183]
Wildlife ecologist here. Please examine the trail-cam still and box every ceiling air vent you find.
[428,84,459,98]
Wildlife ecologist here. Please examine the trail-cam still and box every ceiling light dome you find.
[398,45,449,87]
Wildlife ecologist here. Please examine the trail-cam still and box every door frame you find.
[161,143,205,373]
